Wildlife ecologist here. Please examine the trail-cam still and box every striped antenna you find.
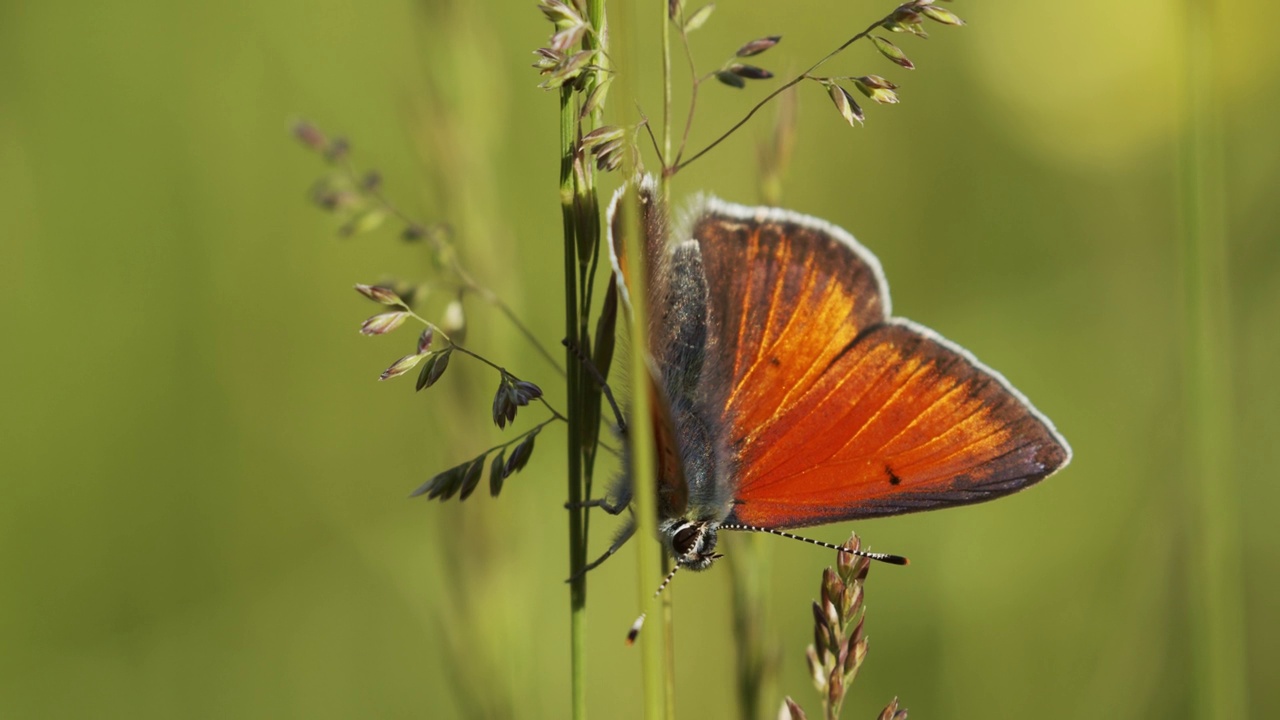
[720,524,909,566]
[624,614,646,646]
[625,561,687,645]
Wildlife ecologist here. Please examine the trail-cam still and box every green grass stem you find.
[1178,1,1248,717]
[560,79,589,720]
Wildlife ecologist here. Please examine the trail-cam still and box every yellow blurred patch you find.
[968,0,1280,171]
[968,1,1185,171]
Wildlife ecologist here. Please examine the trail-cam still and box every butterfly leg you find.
[564,496,629,514]
[561,337,627,432]
[565,515,636,582]
[565,472,633,514]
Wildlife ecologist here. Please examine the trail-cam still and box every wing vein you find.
[745,345,931,495]
[861,359,968,459]
[730,230,761,383]
[735,321,884,452]
[738,344,897,488]
[896,416,1016,481]
[728,234,806,409]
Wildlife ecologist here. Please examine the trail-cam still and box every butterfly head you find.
[661,518,721,571]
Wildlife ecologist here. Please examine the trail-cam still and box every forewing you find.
[692,201,1071,529]
[692,203,889,441]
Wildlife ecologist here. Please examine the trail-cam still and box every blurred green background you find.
[3,0,1277,717]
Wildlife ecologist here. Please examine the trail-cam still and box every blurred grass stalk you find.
[728,534,777,720]
[608,0,671,716]
[1177,0,1248,717]
[622,175,668,720]
[658,3,679,718]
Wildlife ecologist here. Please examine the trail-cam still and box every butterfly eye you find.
[672,523,701,557]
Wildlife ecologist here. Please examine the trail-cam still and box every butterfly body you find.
[651,239,734,570]
[608,181,1071,572]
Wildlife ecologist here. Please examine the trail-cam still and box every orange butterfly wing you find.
[692,202,1071,530]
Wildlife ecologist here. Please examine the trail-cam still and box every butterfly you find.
[589,177,1071,574]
